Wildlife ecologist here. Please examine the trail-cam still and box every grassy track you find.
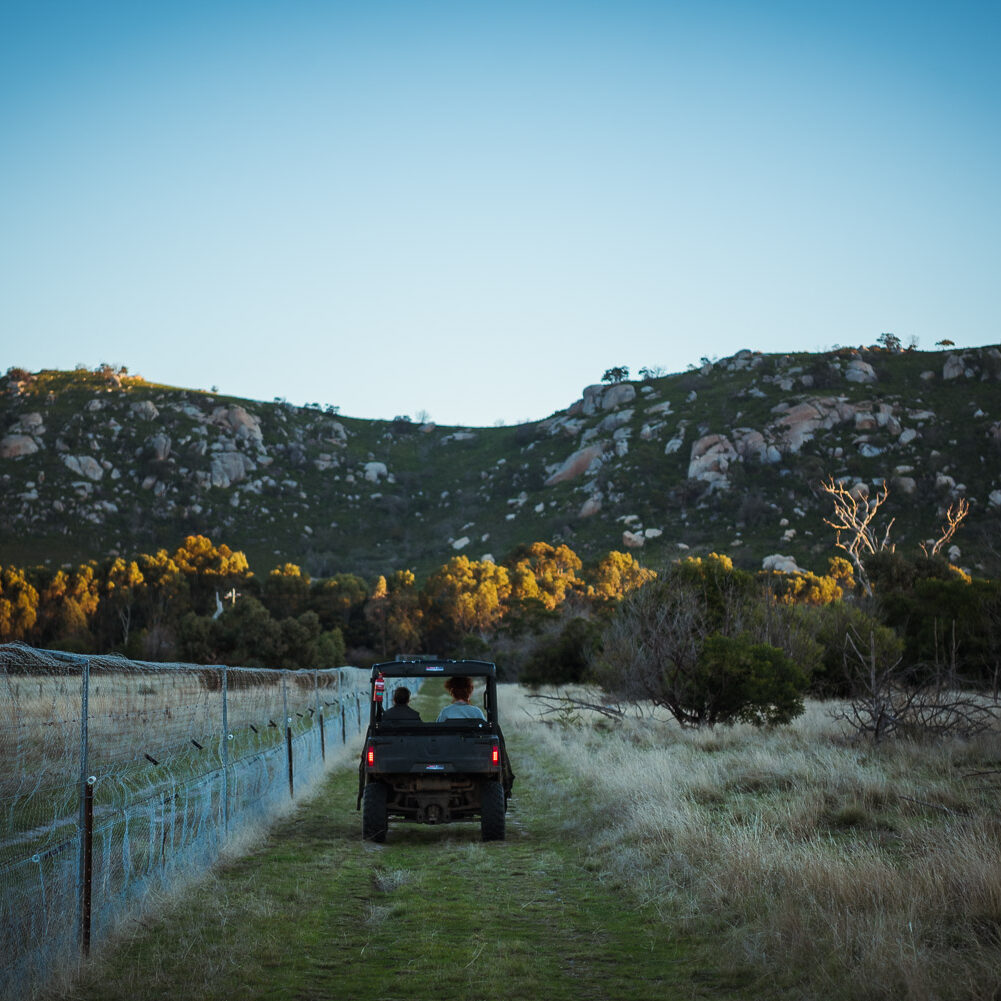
[53,695,718,1001]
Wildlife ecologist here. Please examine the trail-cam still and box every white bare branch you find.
[920,497,971,558]
[818,477,894,596]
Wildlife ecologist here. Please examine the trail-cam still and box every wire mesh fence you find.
[0,643,395,1001]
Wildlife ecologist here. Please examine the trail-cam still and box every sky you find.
[1,1,999,427]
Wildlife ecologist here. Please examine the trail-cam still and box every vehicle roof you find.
[371,658,496,679]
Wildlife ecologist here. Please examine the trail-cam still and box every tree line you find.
[0,535,653,671]
[2,535,998,732]
[592,550,1001,731]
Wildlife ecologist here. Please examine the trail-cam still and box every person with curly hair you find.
[436,675,486,722]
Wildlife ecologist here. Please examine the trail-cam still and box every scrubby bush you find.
[693,634,807,726]
[520,617,601,687]
[793,600,903,697]
[595,556,811,727]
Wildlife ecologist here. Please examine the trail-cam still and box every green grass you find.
[46,690,726,1001]
[34,683,1001,1000]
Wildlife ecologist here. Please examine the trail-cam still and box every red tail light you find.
[491,745,499,766]
[367,746,375,767]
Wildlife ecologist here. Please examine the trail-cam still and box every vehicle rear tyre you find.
[480,781,506,842]
[362,782,388,843]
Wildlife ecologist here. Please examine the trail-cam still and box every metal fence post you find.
[315,670,325,762]
[81,775,95,957]
[77,656,91,958]
[221,666,229,834]
[339,670,346,744]
[282,670,293,799]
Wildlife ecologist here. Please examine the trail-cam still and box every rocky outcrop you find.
[0,434,39,458]
[1,412,46,459]
[732,428,779,463]
[63,455,104,480]
[943,353,970,379]
[597,409,633,433]
[147,434,171,460]
[762,554,803,573]
[14,413,44,433]
[664,424,686,455]
[209,452,255,488]
[580,383,636,415]
[364,461,388,482]
[545,444,605,486]
[130,400,159,421]
[845,359,877,383]
[211,405,263,446]
[771,397,859,453]
[688,435,738,491]
[600,383,636,411]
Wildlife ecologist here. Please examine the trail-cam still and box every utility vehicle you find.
[356,659,515,842]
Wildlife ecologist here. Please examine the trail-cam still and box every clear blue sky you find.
[2,0,999,426]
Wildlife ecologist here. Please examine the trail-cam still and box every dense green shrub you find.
[693,634,807,726]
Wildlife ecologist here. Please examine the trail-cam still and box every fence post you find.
[221,666,229,834]
[77,656,91,958]
[81,776,95,956]
[339,670,346,744]
[282,671,293,799]
[315,670,325,762]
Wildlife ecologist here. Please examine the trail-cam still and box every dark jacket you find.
[382,703,422,723]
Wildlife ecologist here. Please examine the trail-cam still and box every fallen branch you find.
[525,690,627,723]
[899,795,956,816]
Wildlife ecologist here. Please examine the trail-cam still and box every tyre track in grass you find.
[54,732,714,1001]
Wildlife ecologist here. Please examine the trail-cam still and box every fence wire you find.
[0,643,392,1001]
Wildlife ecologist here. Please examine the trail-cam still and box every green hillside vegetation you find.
[2,343,1000,580]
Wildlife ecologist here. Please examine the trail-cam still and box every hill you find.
[2,345,1000,577]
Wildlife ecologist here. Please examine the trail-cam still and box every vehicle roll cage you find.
[369,659,499,726]
[370,658,496,679]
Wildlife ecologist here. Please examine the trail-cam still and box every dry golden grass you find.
[501,687,1001,1001]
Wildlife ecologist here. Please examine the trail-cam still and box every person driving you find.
[436,675,486,722]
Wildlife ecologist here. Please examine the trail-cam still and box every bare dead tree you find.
[919,497,971,558]
[818,477,895,596]
[596,580,710,726]
[830,628,999,742]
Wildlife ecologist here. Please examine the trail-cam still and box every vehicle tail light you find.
[367,746,375,767]
[491,745,499,766]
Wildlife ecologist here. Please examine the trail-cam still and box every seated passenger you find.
[382,686,422,723]
[436,676,486,722]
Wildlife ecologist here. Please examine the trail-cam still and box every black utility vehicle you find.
[356,660,515,842]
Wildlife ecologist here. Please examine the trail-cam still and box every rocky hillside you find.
[2,345,1000,578]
